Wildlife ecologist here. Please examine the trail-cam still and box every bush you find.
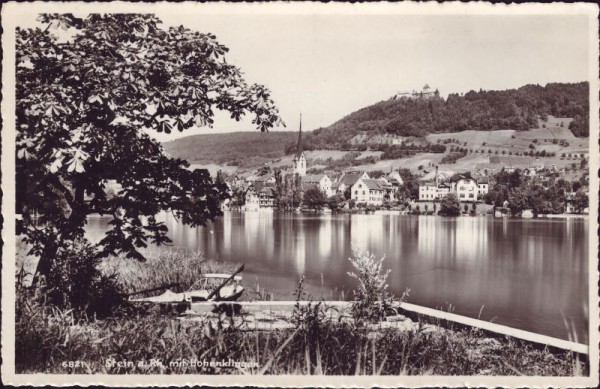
[439,193,461,216]
[45,239,123,318]
[347,245,406,325]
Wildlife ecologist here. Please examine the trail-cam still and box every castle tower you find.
[292,114,306,177]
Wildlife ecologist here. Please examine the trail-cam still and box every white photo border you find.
[1,1,598,387]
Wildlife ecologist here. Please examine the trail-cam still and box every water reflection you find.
[84,212,589,342]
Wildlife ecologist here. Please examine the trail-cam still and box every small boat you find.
[186,274,244,302]
[129,266,245,305]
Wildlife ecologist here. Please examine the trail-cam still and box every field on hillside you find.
[163,131,297,167]
[426,117,587,155]
[334,118,588,175]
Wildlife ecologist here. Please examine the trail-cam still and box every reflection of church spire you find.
[296,113,303,157]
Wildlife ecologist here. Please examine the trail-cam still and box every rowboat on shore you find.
[129,266,245,305]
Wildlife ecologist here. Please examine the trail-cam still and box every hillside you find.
[291,82,589,152]
[162,131,297,168]
[163,83,589,174]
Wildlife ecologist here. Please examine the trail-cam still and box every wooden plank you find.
[188,300,588,355]
[400,302,588,355]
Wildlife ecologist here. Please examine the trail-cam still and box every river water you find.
[86,212,588,342]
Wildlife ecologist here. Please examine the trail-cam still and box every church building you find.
[292,114,306,177]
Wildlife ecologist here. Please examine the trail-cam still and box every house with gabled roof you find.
[419,182,438,201]
[259,186,277,208]
[477,176,490,197]
[302,174,332,197]
[351,178,385,206]
[335,171,370,195]
[418,168,486,202]
[244,185,260,212]
[449,174,479,201]
[254,173,276,185]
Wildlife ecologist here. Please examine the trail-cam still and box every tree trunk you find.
[31,238,58,287]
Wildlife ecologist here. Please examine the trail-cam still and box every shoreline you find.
[226,208,589,219]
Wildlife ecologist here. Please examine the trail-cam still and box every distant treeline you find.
[286,82,589,153]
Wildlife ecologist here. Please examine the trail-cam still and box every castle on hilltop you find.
[393,84,439,100]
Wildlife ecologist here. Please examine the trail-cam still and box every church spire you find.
[296,113,303,157]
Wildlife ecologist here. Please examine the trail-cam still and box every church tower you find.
[292,114,306,177]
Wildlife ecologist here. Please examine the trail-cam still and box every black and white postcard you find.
[1,1,598,387]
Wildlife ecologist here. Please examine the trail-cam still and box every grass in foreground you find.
[15,294,585,375]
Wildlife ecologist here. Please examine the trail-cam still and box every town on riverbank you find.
[215,114,589,218]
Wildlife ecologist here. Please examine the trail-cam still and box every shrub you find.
[439,193,461,216]
[347,245,405,325]
[45,239,123,318]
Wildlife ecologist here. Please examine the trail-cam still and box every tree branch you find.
[48,175,75,208]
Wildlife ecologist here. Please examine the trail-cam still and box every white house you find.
[335,172,370,196]
[244,186,260,211]
[477,177,490,197]
[451,176,479,202]
[302,174,333,197]
[352,178,385,205]
[419,182,438,201]
[437,183,451,198]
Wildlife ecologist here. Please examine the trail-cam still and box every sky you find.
[157,12,591,141]
[19,7,592,141]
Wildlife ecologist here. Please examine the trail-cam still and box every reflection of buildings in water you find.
[260,214,275,259]
[222,213,232,253]
[502,218,508,237]
[417,216,435,257]
[454,218,488,262]
[243,212,261,252]
[275,218,296,264]
[318,218,333,259]
[243,212,274,260]
[417,216,453,260]
[334,218,347,255]
[295,233,306,274]
[525,239,544,273]
[387,216,399,247]
[349,215,386,256]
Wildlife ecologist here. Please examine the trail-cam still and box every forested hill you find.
[163,131,297,167]
[292,82,589,152]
